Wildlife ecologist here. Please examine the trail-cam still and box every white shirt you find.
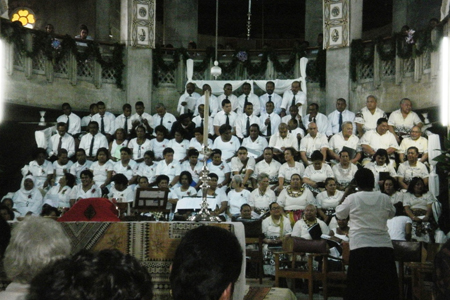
[196,188,228,212]
[387,216,412,241]
[260,93,283,114]
[177,91,201,114]
[364,162,397,190]
[281,90,307,116]
[231,156,256,175]
[397,161,429,183]
[236,93,261,116]
[281,114,303,128]
[328,132,361,156]
[192,115,214,136]
[303,113,328,134]
[259,112,281,136]
[47,133,76,158]
[53,160,74,182]
[303,164,334,184]
[249,188,277,210]
[43,185,72,208]
[130,112,153,131]
[90,160,114,187]
[235,114,261,138]
[195,94,219,117]
[167,139,190,162]
[402,191,435,210]
[13,188,43,216]
[79,132,109,157]
[92,112,116,135]
[217,94,239,112]
[207,161,231,184]
[336,191,395,250]
[21,160,54,189]
[152,112,177,133]
[241,136,269,158]
[181,160,203,184]
[81,114,93,128]
[253,159,281,182]
[57,113,81,135]
[398,136,428,155]
[299,133,329,158]
[149,138,169,160]
[110,140,129,161]
[108,185,135,203]
[134,162,157,183]
[292,219,330,239]
[354,107,387,132]
[269,132,299,151]
[189,137,213,161]
[332,163,358,188]
[70,184,102,201]
[213,111,238,130]
[70,160,93,185]
[388,109,423,135]
[277,188,316,211]
[155,160,181,182]
[128,138,152,161]
[278,162,305,182]
[360,130,399,156]
[262,216,292,237]
[212,136,240,161]
[228,189,251,215]
[114,160,138,180]
[115,114,133,134]
[326,109,356,136]
[316,190,345,209]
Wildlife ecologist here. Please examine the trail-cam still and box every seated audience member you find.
[303,150,334,194]
[70,170,102,206]
[237,203,254,220]
[197,173,228,220]
[81,103,98,131]
[397,146,429,190]
[27,249,153,300]
[0,204,14,221]
[154,147,181,188]
[79,121,109,161]
[57,103,81,136]
[281,102,304,130]
[260,81,282,115]
[189,127,213,162]
[360,117,399,163]
[249,173,276,214]
[236,82,261,116]
[231,147,255,187]
[326,98,356,136]
[114,147,137,186]
[91,101,116,139]
[278,174,316,226]
[181,149,202,188]
[303,103,328,135]
[128,125,152,163]
[212,125,240,162]
[354,95,387,138]
[278,147,305,191]
[316,178,344,224]
[236,103,261,139]
[269,123,298,160]
[134,150,157,184]
[364,149,397,191]
[40,205,60,218]
[260,101,281,136]
[75,24,93,40]
[153,103,177,133]
[167,128,189,163]
[300,122,329,165]
[13,176,43,216]
[207,149,231,192]
[170,113,196,141]
[47,122,75,160]
[170,226,242,300]
[70,149,92,185]
[1,194,19,220]
[287,119,305,147]
[0,217,71,300]
[192,104,214,137]
[130,101,153,135]
[403,177,437,243]
[89,148,114,192]
[280,81,306,117]
[227,175,251,218]
[52,149,73,183]
[43,173,76,208]
[292,204,331,239]
[137,176,150,189]
[387,203,412,241]
[109,128,129,162]
[217,83,238,112]
[168,171,197,210]
[150,125,170,161]
[262,202,292,275]
[194,84,219,118]
[398,126,428,163]
[332,150,358,190]
[329,216,350,245]
[328,121,362,164]
[177,82,200,115]
[253,147,281,188]
[108,174,135,203]
[388,98,423,142]
[114,103,133,136]
[214,99,238,135]
[241,124,268,161]
[21,148,54,190]
[381,176,403,205]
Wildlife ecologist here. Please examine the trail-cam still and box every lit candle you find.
[248,0,251,13]
[203,90,209,147]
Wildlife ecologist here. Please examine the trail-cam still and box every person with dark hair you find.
[115,103,133,136]
[154,147,181,188]
[235,102,261,139]
[109,128,129,162]
[128,125,151,163]
[194,84,219,119]
[242,123,268,160]
[47,122,75,160]
[108,173,135,203]
[328,121,361,164]
[237,82,261,116]
[238,203,253,220]
[168,171,197,210]
[167,128,189,163]
[354,95,387,138]
[195,173,228,219]
[280,81,306,117]
[170,113,196,140]
[81,103,98,131]
[69,170,101,206]
[130,101,153,135]
[52,149,73,184]
[260,101,282,137]
[227,175,251,218]
[40,205,60,218]
[207,149,231,192]
[332,149,358,191]
[397,146,429,189]
[91,101,116,139]
[381,176,403,205]
[303,103,329,135]
[360,117,399,164]
[278,147,305,192]
[260,81,282,115]
[364,148,397,191]
[303,150,334,195]
[0,204,14,221]
[212,124,240,162]
[253,147,279,187]
[89,147,114,190]
[138,176,150,189]
[216,83,238,113]
[150,125,169,161]
[27,249,153,300]
[177,82,201,115]
[300,122,329,165]
[189,125,213,162]
[75,24,93,40]
[316,177,344,224]
[153,103,177,133]
[134,150,157,184]
[1,195,19,220]
[192,105,214,142]
[249,173,276,214]
[336,168,398,300]
[113,147,137,186]
[230,147,255,187]
[43,173,76,208]
[79,121,109,161]
[70,148,93,185]
[170,226,242,300]
[57,103,81,136]
[21,148,54,191]
[181,148,202,188]
[214,99,238,136]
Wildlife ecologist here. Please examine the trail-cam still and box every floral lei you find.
[286,185,305,198]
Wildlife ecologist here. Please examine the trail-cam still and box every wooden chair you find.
[323,241,350,299]
[274,237,329,300]
[241,219,264,284]
[392,241,423,300]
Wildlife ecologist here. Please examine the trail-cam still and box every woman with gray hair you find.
[0,217,71,299]
[249,173,276,215]
[227,175,251,219]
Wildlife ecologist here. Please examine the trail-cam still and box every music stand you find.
[134,188,170,218]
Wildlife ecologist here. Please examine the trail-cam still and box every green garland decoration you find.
[0,19,125,89]
[375,36,396,61]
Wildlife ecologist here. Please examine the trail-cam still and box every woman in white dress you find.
[167,128,190,163]
[303,150,334,195]
[249,173,276,215]
[43,173,76,208]
[277,147,305,192]
[381,176,403,205]
[150,126,169,161]
[364,149,397,191]
[241,124,268,160]
[169,171,197,212]
[12,175,44,216]
[189,127,213,162]
[316,177,344,224]
[227,175,251,218]
[109,128,128,162]
[127,125,151,163]
[332,150,358,191]
[89,148,114,193]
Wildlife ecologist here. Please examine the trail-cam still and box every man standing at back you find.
[170,226,243,300]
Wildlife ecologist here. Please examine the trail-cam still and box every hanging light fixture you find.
[247,0,252,40]
[210,0,221,79]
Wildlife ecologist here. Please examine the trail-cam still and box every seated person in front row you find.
[398,125,428,163]
[196,173,228,221]
[397,146,429,190]
[70,170,101,206]
[231,147,255,188]
[300,122,329,166]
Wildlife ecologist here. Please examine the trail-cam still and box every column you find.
[325,0,362,114]
[305,0,323,45]
[163,0,198,47]
[96,0,111,42]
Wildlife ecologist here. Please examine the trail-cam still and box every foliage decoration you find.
[0,18,125,89]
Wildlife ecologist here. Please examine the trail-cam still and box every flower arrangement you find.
[236,51,248,62]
